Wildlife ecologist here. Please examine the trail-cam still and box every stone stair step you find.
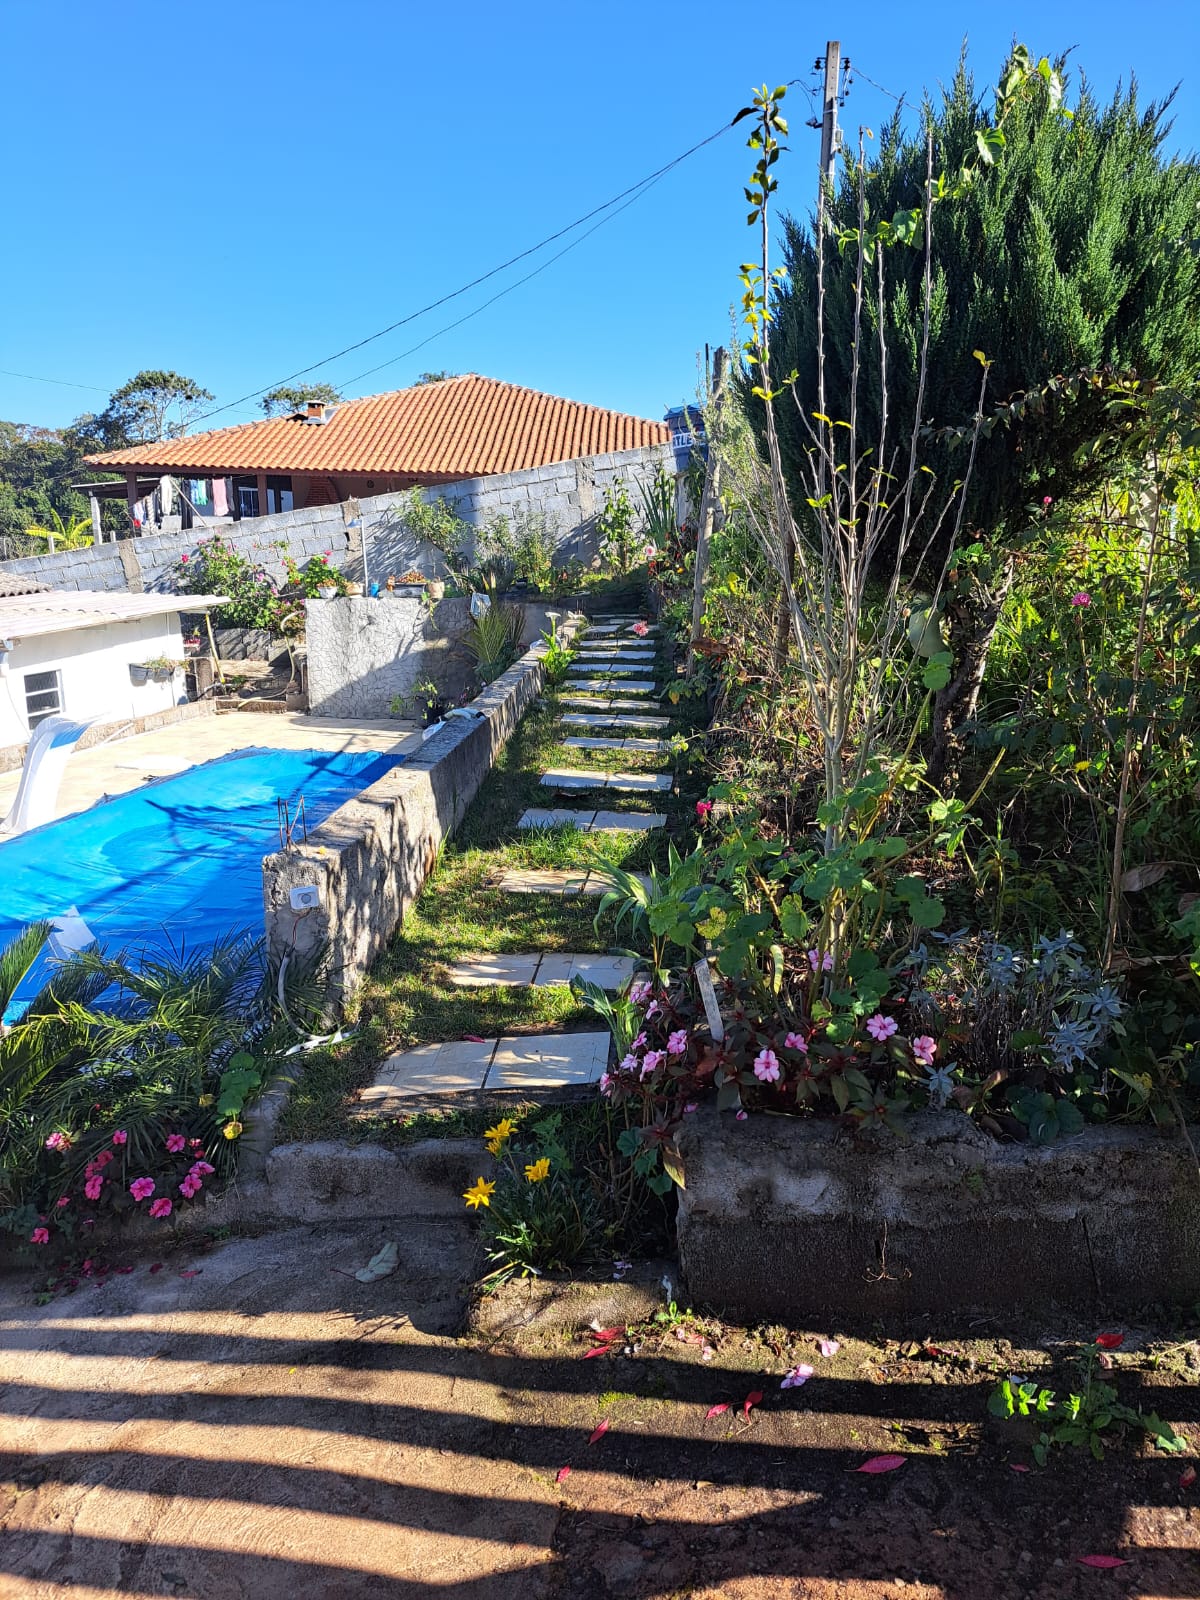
[540,768,672,793]
[562,736,669,752]
[358,1029,612,1107]
[445,951,638,990]
[518,805,665,832]
[560,712,671,731]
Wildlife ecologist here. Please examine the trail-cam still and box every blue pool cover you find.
[0,746,402,1000]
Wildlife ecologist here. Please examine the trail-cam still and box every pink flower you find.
[1071,592,1091,608]
[640,1050,665,1078]
[866,1014,898,1043]
[818,1338,840,1358]
[644,543,657,561]
[695,800,713,821]
[667,1029,688,1056]
[753,1048,781,1083]
[619,1053,638,1074]
[129,1177,155,1202]
[111,1130,127,1146]
[599,1072,615,1097]
[683,1101,699,1115]
[913,1035,937,1066]
[148,1198,173,1219]
[84,1175,104,1201]
[630,980,652,1006]
[735,1109,748,1122]
[44,1131,72,1152]
[179,1174,202,1198]
[783,1031,808,1053]
[30,1227,50,1245]
[95,1148,114,1167]
[1042,495,1053,507]
[181,552,189,563]
[781,1363,814,1389]
[633,1032,648,1050]
[56,1195,70,1208]
[165,1134,187,1154]
[189,1160,215,1177]
[632,621,649,637]
[645,1000,661,1019]
[808,950,834,973]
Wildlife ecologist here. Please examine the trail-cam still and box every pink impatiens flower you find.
[781,1363,814,1389]
[111,1130,128,1145]
[129,1178,155,1202]
[735,1109,748,1122]
[619,1053,638,1074]
[165,1134,187,1154]
[629,980,652,1006]
[808,950,834,973]
[645,1000,661,1019]
[866,1014,899,1043]
[912,1035,937,1066]
[598,1072,615,1098]
[30,1227,50,1245]
[631,620,649,637]
[148,1198,173,1219]
[84,1175,104,1201]
[695,800,713,822]
[640,1050,665,1078]
[753,1048,781,1083]
[1071,592,1092,608]
[783,1031,808,1053]
[179,1174,202,1199]
[633,1032,648,1050]
[56,1195,70,1208]
[44,1131,72,1152]
[667,1029,688,1056]
[189,1160,215,1177]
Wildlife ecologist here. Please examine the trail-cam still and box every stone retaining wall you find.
[261,615,582,1008]
[675,1108,1200,1315]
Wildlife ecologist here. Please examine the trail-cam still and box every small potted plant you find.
[410,677,447,727]
[317,582,338,600]
[143,655,181,684]
[426,577,446,602]
[129,662,150,686]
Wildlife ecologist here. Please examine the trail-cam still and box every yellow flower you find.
[524,1157,551,1184]
[485,1137,503,1156]
[198,1094,214,1107]
[223,1120,243,1140]
[483,1117,516,1146]
[463,1177,496,1210]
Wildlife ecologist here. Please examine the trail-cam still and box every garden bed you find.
[676,1108,1200,1317]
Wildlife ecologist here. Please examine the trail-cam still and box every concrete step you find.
[445,951,638,989]
[540,768,673,794]
[359,1030,612,1109]
[517,805,666,832]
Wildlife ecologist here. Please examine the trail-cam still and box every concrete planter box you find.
[676,1108,1200,1317]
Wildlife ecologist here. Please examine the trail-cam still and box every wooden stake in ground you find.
[688,346,727,668]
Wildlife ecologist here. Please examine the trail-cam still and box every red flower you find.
[695,800,713,822]
[1094,1332,1124,1350]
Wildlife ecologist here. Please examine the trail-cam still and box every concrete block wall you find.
[261,615,583,1009]
[0,444,671,598]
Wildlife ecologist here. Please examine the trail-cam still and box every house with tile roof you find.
[83,374,670,532]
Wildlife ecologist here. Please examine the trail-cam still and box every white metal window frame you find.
[23,667,64,729]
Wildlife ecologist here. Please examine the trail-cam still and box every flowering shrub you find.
[283,550,349,598]
[175,535,283,630]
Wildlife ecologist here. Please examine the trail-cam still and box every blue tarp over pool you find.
[0,746,402,991]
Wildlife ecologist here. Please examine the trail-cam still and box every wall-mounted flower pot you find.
[129,664,150,686]
[344,581,364,596]
[317,585,338,601]
[149,666,174,684]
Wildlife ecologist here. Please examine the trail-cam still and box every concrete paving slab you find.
[445,954,541,988]
[516,807,596,830]
[539,768,603,790]
[589,809,667,832]
[361,1038,496,1101]
[561,736,625,750]
[496,868,598,895]
[607,771,672,792]
[559,713,670,731]
[532,954,638,989]
[486,1031,610,1088]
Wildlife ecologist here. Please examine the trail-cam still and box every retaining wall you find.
[675,1108,1200,1316]
[305,594,569,718]
[261,614,583,1008]
[0,444,670,596]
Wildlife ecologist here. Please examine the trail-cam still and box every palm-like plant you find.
[23,510,94,552]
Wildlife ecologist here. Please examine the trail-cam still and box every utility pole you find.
[818,40,843,201]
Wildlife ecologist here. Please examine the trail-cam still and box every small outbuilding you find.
[0,583,224,758]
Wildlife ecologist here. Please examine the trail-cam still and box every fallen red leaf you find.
[179,1270,201,1279]
[582,1346,610,1359]
[1180,1464,1197,1489]
[856,1454,907,1474]
[115,1266,135,1275]
[588,1420,610,1446]
[705,1403,729,1421]
[1077,1555,1131,1568]
[743,1390,763,1419]
[1009,1463,1031,1473]
[464,1034,487,1044]
[148,1263,164,1274]
[1094,1333,1125,1350]
[555,1465,571,1484]
[592,1327,623,1342]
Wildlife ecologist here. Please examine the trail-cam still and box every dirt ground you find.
[1,1220,1198,1599]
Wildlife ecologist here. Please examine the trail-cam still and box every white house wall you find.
[0,615,183,750]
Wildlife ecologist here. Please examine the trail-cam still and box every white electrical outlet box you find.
[289,885,321,911]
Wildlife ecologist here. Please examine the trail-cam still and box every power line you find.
[188,114,739,427]
[849,65,907,106]
[0,367,109,394]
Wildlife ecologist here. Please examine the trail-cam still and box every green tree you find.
[259,381,343,417]
[95,369,214,444]
[767,49,1200,765]
[414,370,458,385]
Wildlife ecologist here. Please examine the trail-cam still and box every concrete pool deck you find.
[0,711,421,824]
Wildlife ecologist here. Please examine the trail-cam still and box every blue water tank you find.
[664,404,707,471]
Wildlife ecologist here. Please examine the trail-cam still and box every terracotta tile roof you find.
[83,374,670,479]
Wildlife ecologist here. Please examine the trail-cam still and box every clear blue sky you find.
[2,0,1197,434]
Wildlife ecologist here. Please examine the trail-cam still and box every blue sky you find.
[1,0,1197,434]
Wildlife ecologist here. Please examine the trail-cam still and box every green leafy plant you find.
[177,536,283,630]
[596,478,639,574]
[462,603,522,683]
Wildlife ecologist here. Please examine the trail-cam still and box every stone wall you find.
[0,444,671,597]
[675,1108,1200,1316]
[305,594,571,718]
[261,615,583,1008]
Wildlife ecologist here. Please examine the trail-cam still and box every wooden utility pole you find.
[818,40,843,200]
[688,346,727,667]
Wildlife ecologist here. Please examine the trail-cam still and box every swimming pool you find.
[0,745,403,994]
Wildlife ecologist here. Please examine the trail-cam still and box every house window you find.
[236,481,260,518]
[266,476,293,514]
[24,668,63,728]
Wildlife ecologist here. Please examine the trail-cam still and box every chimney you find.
[304,402,334,424]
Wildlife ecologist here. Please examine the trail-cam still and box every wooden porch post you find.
[256,472,269,519]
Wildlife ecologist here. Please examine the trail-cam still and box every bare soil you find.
[1,1224,1198,1599]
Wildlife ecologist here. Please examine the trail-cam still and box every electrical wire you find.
[849,66,908,106]
[0,368,109,393]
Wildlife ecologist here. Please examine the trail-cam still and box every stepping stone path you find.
[358,613,673,1106]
